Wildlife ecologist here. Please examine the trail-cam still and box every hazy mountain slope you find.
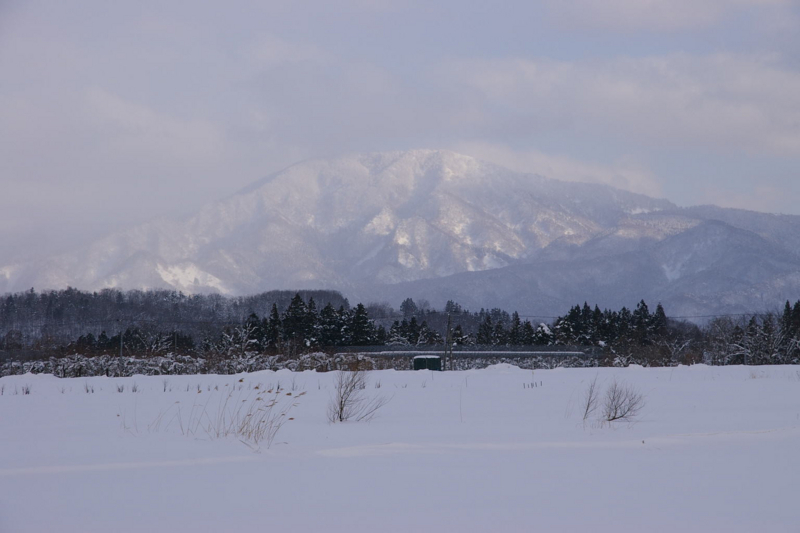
[1,149,798,317]
[0,150,673,294]
[679,205,800,260]
[361,219,800,317]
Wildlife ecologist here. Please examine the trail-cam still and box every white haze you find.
[0,0,799,261]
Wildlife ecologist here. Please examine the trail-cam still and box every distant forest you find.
[1,288,800,366]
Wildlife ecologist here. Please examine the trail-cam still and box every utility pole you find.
[445,313,452,371]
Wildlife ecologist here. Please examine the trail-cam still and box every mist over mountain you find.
[2,150,799,317]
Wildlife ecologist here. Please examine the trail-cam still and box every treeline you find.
[0,288,350,357]
[383,299,670,350]
[1,288,800,367]
[704,301,800,366]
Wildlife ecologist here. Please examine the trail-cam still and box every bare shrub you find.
[149,389,303,449]
[220,390,305,447]
[602,380,645,423]
[328,369,390,423]
[582,375,600,422]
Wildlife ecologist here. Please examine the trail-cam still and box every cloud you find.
[244,34,330,70]
[452,142,664,198]
[545,0,794,31]
[444,54,800,157]
[699,183,797,215]
[2,0,799,263]
[84,88,225,162]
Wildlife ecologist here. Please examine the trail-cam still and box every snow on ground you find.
[1,365,799,532]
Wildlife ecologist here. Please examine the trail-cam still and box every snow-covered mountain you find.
[2,149,799,317]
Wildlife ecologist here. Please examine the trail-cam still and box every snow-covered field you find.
[1,365,799,532]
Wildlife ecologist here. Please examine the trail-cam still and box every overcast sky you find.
[2,0,799,260]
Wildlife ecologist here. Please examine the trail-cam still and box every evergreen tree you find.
[319,303,342,346]
[267,304,283,349]
[375,324,387,345]
[793,301,800,333]
[283,293,310,345]
[651,303,668,338]
[632,300,650,331]
[477,314,493,345]
[97,331,110,349]
[508,312,522,345]
[533,323,553,345]
[791,300,800,337]
[388,320,409,345]
[444,300,463,314]
[338,305,353,345]
[492,321,507,346]
[304,297,320,347]
[245,312,265,352]
[760,314,778,364]
[349,303,374,346]
[452,324,467,345]
[406,317,421,345]
[417,321,443,345]
[780,301,794,340]
[580,303,593,343]
[521,320,535,345]
[555,305,583,344]
[400,298,418,318]
[591,305,604,344]
[617,307,632,343]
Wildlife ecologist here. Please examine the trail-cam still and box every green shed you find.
[413,355,442,371]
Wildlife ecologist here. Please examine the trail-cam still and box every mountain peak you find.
[3,150,799,317]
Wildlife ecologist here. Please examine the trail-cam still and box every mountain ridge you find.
[2,149,799,317]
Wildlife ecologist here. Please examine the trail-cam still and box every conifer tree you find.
[533,323,553,345]
[267,304,283,350]
[452,324,467,345]
[651,303,668,338]
[388,320,409,345]
[793,301,800,332]
[338,305,353,345]
[444,300,462,314]
[375,324,387,345]
[417,320,443,345]
[508,311,522,345]
[781,301,794,339]
[477,314,493,345]
[406,316,421,345]
[349,303,374,345]
[245,312,265,352]
[283,293,310,346]
[319,303,342,346]
[400,298,418,318]
[304,297,320,347]
[492,321,507,346]
[521,320,535,345]
[617,307,632,343]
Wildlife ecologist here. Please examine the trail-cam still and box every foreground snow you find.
[1,365,799,532]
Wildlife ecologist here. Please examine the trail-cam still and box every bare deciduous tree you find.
[602,379,645,423]
[582,374,600,422]
[328,369,390,423]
